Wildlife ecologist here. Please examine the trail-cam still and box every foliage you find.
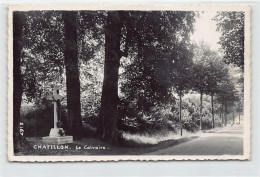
[204,51,229,96]
[21,11,104,104]
[20,11,105,129]
[213,12,245,69]
[118,103,178,134]
[171,43,194,96]
[21,103,68,137]
[120,11,196,113]
[192,42,213,94]
[217,73,239,105]
[182,94,223,130]
[118,92,224,134]
[80,56,104,121]
[21,11,65,103]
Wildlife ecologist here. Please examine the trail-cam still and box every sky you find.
[190,11,221,52]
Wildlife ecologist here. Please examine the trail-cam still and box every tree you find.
[204,51,229,129]
[213,12,245,69]
[192,43,211,130]
[235,98,243,124]
[100,11,196,144]
[217,75,238,126]
[62,11,83,138]
[171,44,194,135]
[193,43,234,129]
[119,11,195,136]
[99,12,124,144]
[13,12,26,146]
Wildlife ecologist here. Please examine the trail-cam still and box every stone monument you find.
[42,85,73,144]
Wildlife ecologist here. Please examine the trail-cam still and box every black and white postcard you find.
[8,4,251,162]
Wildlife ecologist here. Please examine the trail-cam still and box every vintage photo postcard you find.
[8,4,251,162]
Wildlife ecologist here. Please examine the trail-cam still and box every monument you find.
[42,85,73,144]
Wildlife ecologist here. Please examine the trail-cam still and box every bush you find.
[118,103,180,134]
[21,102,68,137]
[118,93,223,135]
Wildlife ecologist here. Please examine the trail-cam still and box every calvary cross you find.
[47,85,64,130]
[42,85,73,144]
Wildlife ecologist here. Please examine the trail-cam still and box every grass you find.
[122,129,200,145]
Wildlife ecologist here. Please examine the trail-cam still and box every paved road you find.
[146,125,243,155]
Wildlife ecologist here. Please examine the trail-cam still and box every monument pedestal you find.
[42,136,73,144]
[42,128,73,144]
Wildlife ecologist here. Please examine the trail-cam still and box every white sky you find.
[190,11,221,52]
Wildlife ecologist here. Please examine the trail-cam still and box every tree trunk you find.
[224,100,228,126]
[99,12,124,145]
[200,91,203,130]
[179,94,182,136]
[221,101,224,127]
[232,111,235,123]
[62,11,83,139]
[211,92,214,129]
[13,12,25,144]
[220,112,222,127]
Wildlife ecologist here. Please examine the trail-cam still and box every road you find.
[146,124,243,155]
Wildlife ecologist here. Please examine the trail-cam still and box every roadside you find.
[16,125,242,156]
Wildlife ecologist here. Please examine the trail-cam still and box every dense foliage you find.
[213,12,245,69]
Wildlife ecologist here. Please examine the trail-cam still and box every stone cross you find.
[47,85,63,133]
[43,84,73,143]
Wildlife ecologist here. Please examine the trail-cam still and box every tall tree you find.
[99,11,196,144]
[171,44,194,135]
[192,43,211,130]
[204,51,229,129]
[213,12,245,69]
[13,12,26,142]
[62,11,83,139]
[217,75,238,126]
[99,12,126,144]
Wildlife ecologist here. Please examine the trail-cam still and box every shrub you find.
[21,102,68,137]
[118,93,223,135]
[118,103,179,134]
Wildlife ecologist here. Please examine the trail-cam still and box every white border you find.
[8,4,251,162]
